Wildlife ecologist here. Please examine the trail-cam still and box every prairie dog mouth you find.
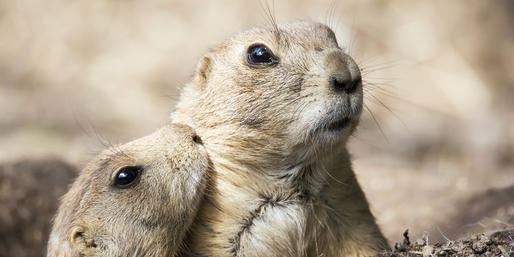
[326,117,351,131]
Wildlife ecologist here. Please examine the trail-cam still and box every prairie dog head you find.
[173,21,362,167]
[47,124,209,257]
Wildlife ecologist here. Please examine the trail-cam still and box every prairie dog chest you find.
[230,197,310,257]
[219,168,340,257]
[228,191,343,257]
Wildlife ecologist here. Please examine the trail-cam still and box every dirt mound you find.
[376,230,514,257]
[0,159,77,257]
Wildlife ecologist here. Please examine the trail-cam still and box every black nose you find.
[330,75,361,94]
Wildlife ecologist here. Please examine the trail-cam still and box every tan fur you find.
[47,124,210,257]
[172,21,389,256]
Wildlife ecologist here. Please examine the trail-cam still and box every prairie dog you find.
[172,21,389,257]
[47,124,209,257]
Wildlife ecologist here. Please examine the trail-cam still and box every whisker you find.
[360,59,398,69]
[365,91,409,130]
[345,18,358,56]
[363,103,389,143]
[72,109,123,154]
[360,65,396,75]
[259,0,281,44]
[324,0,337,30]
[363,77,396,84]
[363,80,396,90]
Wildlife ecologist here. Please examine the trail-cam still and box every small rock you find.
[472,241,487,254]
[402,229,410,246]
[479,234,492,245]
[394,242,406,252]
[422,245,433,257]
[416,238,426,246]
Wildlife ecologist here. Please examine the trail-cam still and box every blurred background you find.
[0,0,513,256]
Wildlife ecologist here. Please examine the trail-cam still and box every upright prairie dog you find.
[47,124,209,257]
[172,21,389,256]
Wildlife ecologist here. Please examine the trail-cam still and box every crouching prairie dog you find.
[172,21,389,256]
[47,124,209,257]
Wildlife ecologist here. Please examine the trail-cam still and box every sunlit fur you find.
[172,21,389,257]
[47,124,210,257]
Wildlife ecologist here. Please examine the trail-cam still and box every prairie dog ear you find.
[70,225,85,246]
[71,225,98,249]
[192,55,212,88]
[46,226,86,257]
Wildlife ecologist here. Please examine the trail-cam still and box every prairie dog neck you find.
[174,123,374,257]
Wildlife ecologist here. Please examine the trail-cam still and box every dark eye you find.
[246,44,279,66]
[113,166,143,189]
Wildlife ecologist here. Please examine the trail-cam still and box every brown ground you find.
[0,1,513,256]
[0,159,77,257]
[375,230,514,257]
